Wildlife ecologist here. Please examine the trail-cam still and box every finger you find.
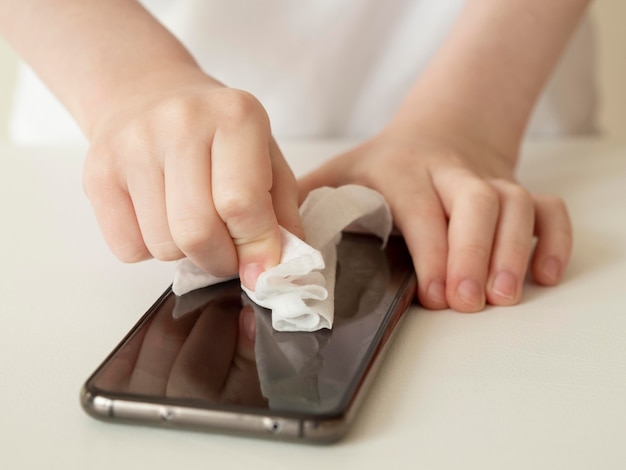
[388,173,449,310]
[210,101,281,290]
[486,181,535,305]
[91,314,150,392]
[126,161,183,261]
[443,176,500,312]
[128,295,195,394]
[297,153,351,203]
[235,305,257,362]
[165,141,238,277]
[298,165,338,200]
[83,154,150,262]
[220,306,266,406]
[530,194,573,285]
[166,297,240,400]
[268,139,304,240]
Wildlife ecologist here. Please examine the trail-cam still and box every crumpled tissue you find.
[172,185,392,331]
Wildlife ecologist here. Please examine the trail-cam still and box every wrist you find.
[388,83,524,167]
[387,0,591,164]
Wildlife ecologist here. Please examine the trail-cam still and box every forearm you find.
[0,0,215,137]
[392,0,591,162]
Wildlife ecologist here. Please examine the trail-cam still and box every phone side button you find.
[262,417,282,434]
[159,407,175,422]
[261,417,302,437]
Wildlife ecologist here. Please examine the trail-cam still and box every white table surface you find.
[1,138,625,469]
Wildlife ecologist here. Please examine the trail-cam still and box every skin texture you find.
[0,0,585,310]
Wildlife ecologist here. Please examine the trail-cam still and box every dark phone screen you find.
[88,234,415,417]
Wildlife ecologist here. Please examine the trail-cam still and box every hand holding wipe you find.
[173,185,393,331]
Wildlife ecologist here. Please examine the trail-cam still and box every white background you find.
[0,2,625,140]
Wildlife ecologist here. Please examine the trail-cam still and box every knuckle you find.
[466,179,500,209]
[148,240,183,262]
[122,117,157,150]
[82,149,117,200]
[170,218,239,277]
[112,242,150,264]
[501,240,533,265]
[412,196,446,220]
[535,194,572,234]
[498,181,532,205]
[212,89,268,127]
[552,219,574,245]
[458,242,491,262]
[540,193,568,212]
[171,220,214,254]
[214,191,277,245]
[153,96,197,123]
[214,188,264,223]
[146,98,203,142]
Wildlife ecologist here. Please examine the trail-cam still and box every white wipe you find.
[172,185,392,331]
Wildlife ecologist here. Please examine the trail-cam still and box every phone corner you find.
[79,385,113,420]
[300,416,351,444]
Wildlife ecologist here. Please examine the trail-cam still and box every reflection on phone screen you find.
[89,234,414,416]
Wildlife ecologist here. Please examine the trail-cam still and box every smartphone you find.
[81,233,416,443]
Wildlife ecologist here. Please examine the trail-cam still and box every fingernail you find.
[492,270,517,301]
[241,307,256,341]
[542,257,562,284]
[427,279,447,306]
[242,263,264,290]
[457,279,483,309]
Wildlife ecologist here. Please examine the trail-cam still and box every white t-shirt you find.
[8,0,597,144]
